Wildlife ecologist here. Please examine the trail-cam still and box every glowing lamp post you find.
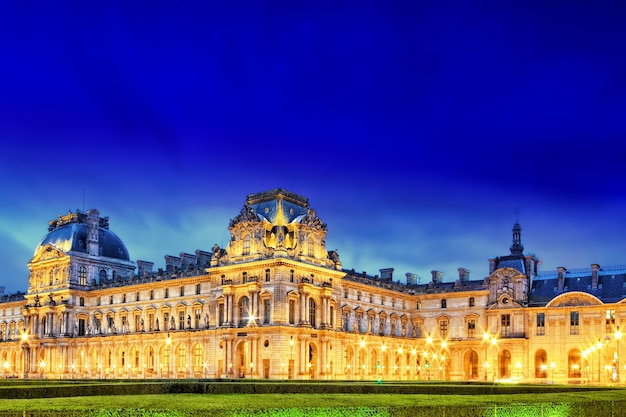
[549,361,556,384]
[597,339,603,383]
[3,361,9,378]
[615,327,622,383]
[515,361,522,380]
[289,336,294,379]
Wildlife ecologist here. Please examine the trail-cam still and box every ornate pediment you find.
[547,292,602,308]
[30,245,68,263]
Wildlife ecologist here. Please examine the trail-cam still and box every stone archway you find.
[568,349,582,379]
[535,349,547,378]
[499,349,511,379]
[308,341,318,379]
[464,349,480,380]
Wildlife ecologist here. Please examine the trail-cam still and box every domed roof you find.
[34,210,130,261]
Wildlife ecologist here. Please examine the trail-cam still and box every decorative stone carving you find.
[300,209,326,231]
[229,205,260,228]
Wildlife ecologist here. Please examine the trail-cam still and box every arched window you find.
[78,266,87,286]
[177,344,187,368]
[309,298,316,327]
[99,269,108,283]
[239,296,250,326]
[194,344,203,367]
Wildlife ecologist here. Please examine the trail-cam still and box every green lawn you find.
[0,382,624,416]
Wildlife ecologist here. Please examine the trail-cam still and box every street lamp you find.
[289,336,294,379]
[549,361,556,384]
[490,336,497,382]
[597,339,603,383]
[515,361,522,380]
[615,326,622,383]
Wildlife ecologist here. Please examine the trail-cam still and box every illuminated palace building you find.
[0,188,624,383]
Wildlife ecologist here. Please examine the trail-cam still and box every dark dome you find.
[34,223,130,261]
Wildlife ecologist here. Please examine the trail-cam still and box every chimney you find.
[195,250,212,267]
[431,270,444,284]
[591,264,600,290]
[137,260,154,277]
[458,268,470,282]
[180,252,197,271]
[86,209,100,256]
[164,255,181,274]
[380,268,394,281]
[405,273,418,286]
[488,258,497,274]
[557,267,566,292]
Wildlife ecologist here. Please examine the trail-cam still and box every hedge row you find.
[0,380,617,399]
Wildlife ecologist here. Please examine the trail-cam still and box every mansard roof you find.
[529,265,626,306]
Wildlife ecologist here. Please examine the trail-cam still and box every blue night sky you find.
[1,2,625,294]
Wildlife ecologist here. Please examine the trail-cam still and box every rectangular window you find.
[179,311,185,330]
[149,313,154,331]
[218,304,224,326]
[180,286,185,297]
[570,311,580,335]
[289,300,296,324]
[467,319,476,338]
[469,297,475,307]
[501,314,511,336]
[196,284,201,295]
[78,319,85,336]
[536,313,545,336]
[264,299,271,324]
[439,320,448,339]
[195,309,201,328]
[606,309,616,333]
[135,315,141,332]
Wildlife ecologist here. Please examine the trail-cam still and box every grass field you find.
[0,380,624,416]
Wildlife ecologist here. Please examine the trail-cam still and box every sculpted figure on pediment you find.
[301,209,327,230]
[229,205,260,228]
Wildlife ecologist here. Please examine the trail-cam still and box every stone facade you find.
[0,188,623,383]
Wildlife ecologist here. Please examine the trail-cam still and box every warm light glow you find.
[596,340,603,349]
[549,361,556,369]
[3,361,9,370]
[380,344,386,352]
[411,349,416,355]
[491,337,497,346]
[483,333,489,341]
[426,335,433,344]
[289,337,294,347]
[40,360,46,369]
[360,340,366,348]
[21,333,28,342]
[397,347,402,354]
[616,328,622,340]
[515,361,522,369]
[441,341,447,349]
